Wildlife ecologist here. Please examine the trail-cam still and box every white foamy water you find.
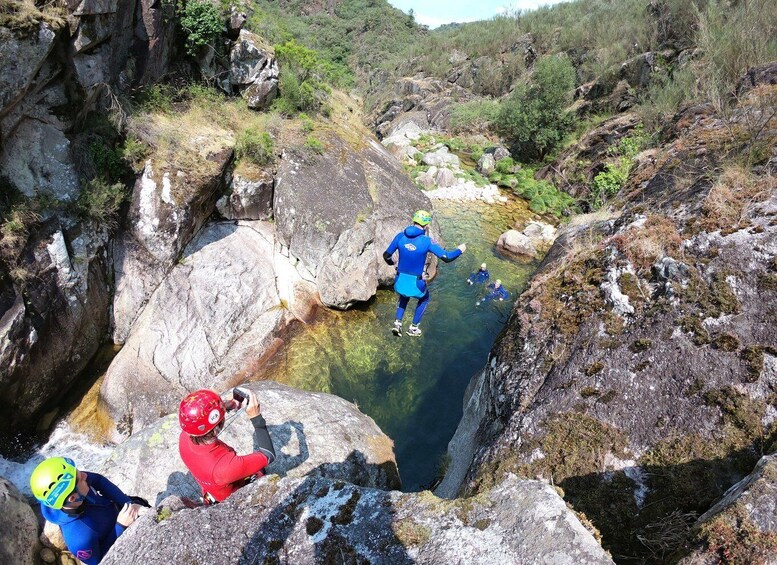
[0,422,113,495]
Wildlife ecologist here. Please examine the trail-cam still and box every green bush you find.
[513,169,577,217]
[180,0,224,57]
[121,137,150,171]
[76,178,127,228]
[590,158,631,209]
[496,56,577,162]
[449,100,500,134]
[271,41,334,115]
[304,135,324,154]
[235,129,274,166]
[495,157,518,175]
[88,142,126,182]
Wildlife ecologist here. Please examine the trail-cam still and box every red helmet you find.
[179,389,225,436]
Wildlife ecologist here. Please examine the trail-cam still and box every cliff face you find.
[441,71,777,559]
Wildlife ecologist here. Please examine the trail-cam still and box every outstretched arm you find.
[429,242,464,263]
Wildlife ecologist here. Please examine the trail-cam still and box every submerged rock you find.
[102,473,612,565]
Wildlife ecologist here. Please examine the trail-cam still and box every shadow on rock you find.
[265,421,309,477]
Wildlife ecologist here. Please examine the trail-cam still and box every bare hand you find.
[245,390,261,418]
[225,399,240,411]
[457,243,467,253]
[117,503,140,527]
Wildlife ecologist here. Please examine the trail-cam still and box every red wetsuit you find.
[179,432,270,502]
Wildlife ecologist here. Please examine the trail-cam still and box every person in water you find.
[30,457,145,564]
[477,279,510,305]
[383,209,466,336]
[178,388,276,504]
[467,263,490,285]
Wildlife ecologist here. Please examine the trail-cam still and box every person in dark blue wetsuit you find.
[383,209,466,336]
[477,279,510,305]
[467,263,490,285]
[30,457,144,564]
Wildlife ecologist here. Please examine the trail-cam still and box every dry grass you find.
[701,166,773,232]
[0,0,66,35]
[610,215,683,273]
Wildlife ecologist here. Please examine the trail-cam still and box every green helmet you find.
[30,457,77,509]
[412,210,432,226]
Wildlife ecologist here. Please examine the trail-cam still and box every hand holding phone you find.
[232,387,248,406]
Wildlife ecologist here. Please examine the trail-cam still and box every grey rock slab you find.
[0,24,57,117]
[101,221,294,440]
[0,477,39,565]
[98,380,400,505]
[477,153,495,175]
[496,229,538,260]
[0,119,79,201]
[102,473,612,565]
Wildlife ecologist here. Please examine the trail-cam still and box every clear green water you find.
[261,197,538,491]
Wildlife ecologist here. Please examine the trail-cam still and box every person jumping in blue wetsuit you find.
[467,263,490,285]
[30,457,146,564]
[477,279,510,305]
[383,209,466,336]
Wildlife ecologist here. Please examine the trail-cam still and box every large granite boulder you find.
[101,221,316,440]
[112,142,233,343]
[216,169,273,220]
[681,453,777,564]
[103,473,612,565]
[274,131,431,309]
[229,30,279,110]
[0,221,111,432]
[99,381,400,504]
[0,477,39,565]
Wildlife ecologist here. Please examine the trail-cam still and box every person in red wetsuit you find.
[178,388,275,503]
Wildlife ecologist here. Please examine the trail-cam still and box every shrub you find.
[590,159,631,209]
[304,135,324,154]
[180,0,224,57]
[496,56,577,161]
[76,178,127,229]
[449,100,501,134]
[121,137,150,171]
[236,128,274,166]
[88,142,126,183]
[512,169,577,217]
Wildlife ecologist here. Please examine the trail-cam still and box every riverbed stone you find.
[435,167,456,188]
[496,229,538,260]
[0,477,39,565]
[101,221,303,440]
[99,381,400,504]
[421,145,460,168]
[102,473,612,565]
[477,152,495,175]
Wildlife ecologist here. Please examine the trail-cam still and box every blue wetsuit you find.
[467,269,490,285]
[41,472,132,564]
[482,283,510,302]
[383,225,462,325]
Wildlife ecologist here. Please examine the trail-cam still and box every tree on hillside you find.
[496,55,576,161]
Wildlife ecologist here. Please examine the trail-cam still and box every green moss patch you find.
[694,504,777,564]
[629,338,653,353]
[394,518,431,546]
[583,362,604,376]
[712,333,740,352]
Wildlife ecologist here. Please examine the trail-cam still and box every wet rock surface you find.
[103,473,612,565]
[0,477,39,565]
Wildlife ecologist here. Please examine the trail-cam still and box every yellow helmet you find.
[412,210,432,226]
[30,457,77,509]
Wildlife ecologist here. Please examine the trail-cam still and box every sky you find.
[387,0,567,28]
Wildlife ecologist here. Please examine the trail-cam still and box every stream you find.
[0,195,537,494]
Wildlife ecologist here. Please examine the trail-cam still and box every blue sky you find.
[387,0,567,28]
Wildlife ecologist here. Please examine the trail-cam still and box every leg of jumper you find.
[396,295,410,321]
[412,290,430,325]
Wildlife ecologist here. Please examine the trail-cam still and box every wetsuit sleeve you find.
[86,473,132,506]
[251,414,276,464]
[383,233,401,265]
[213,447,270,485]
[429,242,462,263]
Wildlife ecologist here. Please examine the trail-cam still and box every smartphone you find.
[232,388,248,404]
